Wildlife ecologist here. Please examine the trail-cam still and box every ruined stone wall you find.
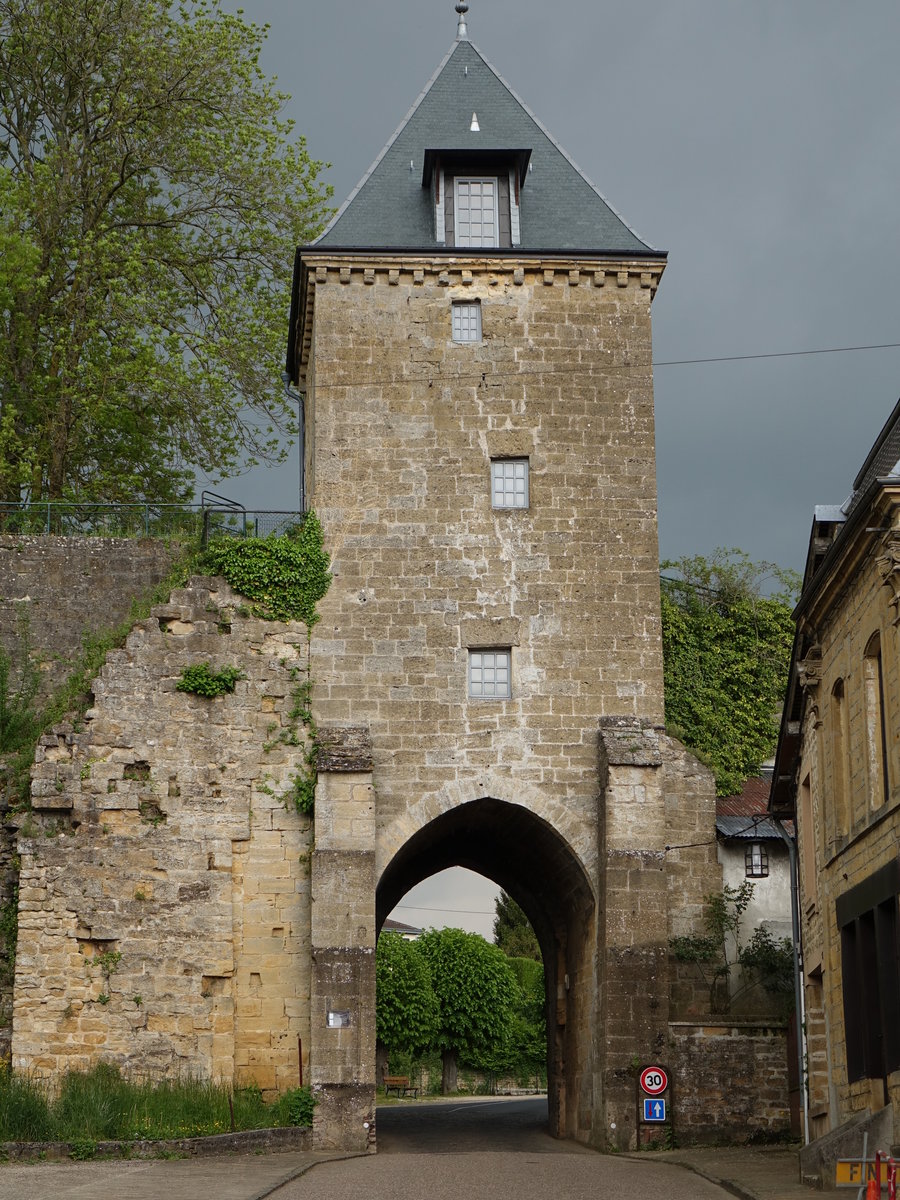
[13,579,312,1094]
[0,536,182,697]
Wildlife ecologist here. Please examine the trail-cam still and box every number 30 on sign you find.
[640,1066,669,1095]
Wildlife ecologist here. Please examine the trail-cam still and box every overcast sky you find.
[218,1,900,938]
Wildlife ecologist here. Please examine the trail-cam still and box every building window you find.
[468,649,511,699]
[800,773,818,906]
[452,301,482,343]
[864,632,889,810]
[745,842,769,878]
[831,677,851,839]
[455,177,498,247]
[841,896,900,1083]
[838,859,900,1085]
[491,459,529,509]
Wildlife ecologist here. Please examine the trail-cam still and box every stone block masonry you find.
[0,535,182,699]
[12,579,314,1094]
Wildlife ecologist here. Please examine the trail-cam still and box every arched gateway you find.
[377,797,595,1139]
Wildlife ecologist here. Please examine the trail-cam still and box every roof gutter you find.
[791,476,884,622]
[297,244,668,260]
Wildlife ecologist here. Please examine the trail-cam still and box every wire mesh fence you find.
[0,500,303,543]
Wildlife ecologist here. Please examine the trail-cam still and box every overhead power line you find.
[394,903,496,916]
[307,339,900,391]
[654,341,900,367]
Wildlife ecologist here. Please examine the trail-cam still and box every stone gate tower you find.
[287,6,715,1150]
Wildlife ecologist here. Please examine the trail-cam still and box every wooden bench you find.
[383,1074,419,1099]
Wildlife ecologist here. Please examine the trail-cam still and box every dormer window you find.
[424,149,530,248]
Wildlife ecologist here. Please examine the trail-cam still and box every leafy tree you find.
[0,0,330,506]
[418,927,517,1094]
[660,548,798,795]
[375,932,439,1059]
[0,612,40,753]
[493,890,541,961]
[504,957,547,1081]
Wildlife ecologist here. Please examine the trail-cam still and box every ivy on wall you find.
[176,663,245,697]
[660,549,798,797]
[200,514,331,627]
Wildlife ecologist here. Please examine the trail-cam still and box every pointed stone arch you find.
[376,797,596,1140]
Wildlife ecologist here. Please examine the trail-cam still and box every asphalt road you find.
[271,1099,731,1200]
[377,1097,586,1154]
[0,1100,739,1200]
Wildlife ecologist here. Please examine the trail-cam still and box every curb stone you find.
[0,1124,311,1163]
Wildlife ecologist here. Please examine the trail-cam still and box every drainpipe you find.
[282,372,306,514]
[775,817,810,1144]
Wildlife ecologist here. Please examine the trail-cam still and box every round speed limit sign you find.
[639,1066,668,1096]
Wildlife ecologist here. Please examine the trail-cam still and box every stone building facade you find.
[772,398,900,1158]
[5,9,794,1154]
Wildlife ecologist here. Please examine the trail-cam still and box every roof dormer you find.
[423,148,531,246]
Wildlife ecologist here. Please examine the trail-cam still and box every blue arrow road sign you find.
[644,1098,666,1122]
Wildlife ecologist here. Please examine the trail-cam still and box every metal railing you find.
[0,498,303,544]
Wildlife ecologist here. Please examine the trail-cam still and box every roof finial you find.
[456,2,469,40]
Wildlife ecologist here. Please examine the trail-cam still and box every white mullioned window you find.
[452,301,482,342]
[455,177,498,247]
[491,458,529,509]
[468,649,511,699]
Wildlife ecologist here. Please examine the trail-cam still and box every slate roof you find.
[314,37,659,256]
[845,396,900,515]
[382,918,422,938]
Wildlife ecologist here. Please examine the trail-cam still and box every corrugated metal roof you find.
[716,815,784,841]
[315,39,658,255]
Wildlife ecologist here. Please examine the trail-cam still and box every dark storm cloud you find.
[221,0,900,572]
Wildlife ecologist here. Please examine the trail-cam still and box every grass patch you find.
[0,1064,315,1144]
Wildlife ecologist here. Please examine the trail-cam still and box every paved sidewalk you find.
[634,1144,813,1200]
[0,1141,814,1200]
[0,1149,356,1200]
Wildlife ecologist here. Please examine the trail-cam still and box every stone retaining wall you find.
[668,1021,791,1142]
[0,535,182,697]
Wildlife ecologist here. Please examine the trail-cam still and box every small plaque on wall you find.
[327,1010,351,1028]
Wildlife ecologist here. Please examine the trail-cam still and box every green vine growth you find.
[200,514,331,626]
[670,883,794,1016]
[176,663,245,697]
[200,516,331,815]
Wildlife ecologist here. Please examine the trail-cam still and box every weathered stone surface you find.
[11,579,314,1096]
[0,251,789,1154]
[0,535,182,699]
[599,717,664,767]
[317,727,373,773]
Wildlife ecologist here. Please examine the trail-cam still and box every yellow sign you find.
[836,1160,887,1187]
